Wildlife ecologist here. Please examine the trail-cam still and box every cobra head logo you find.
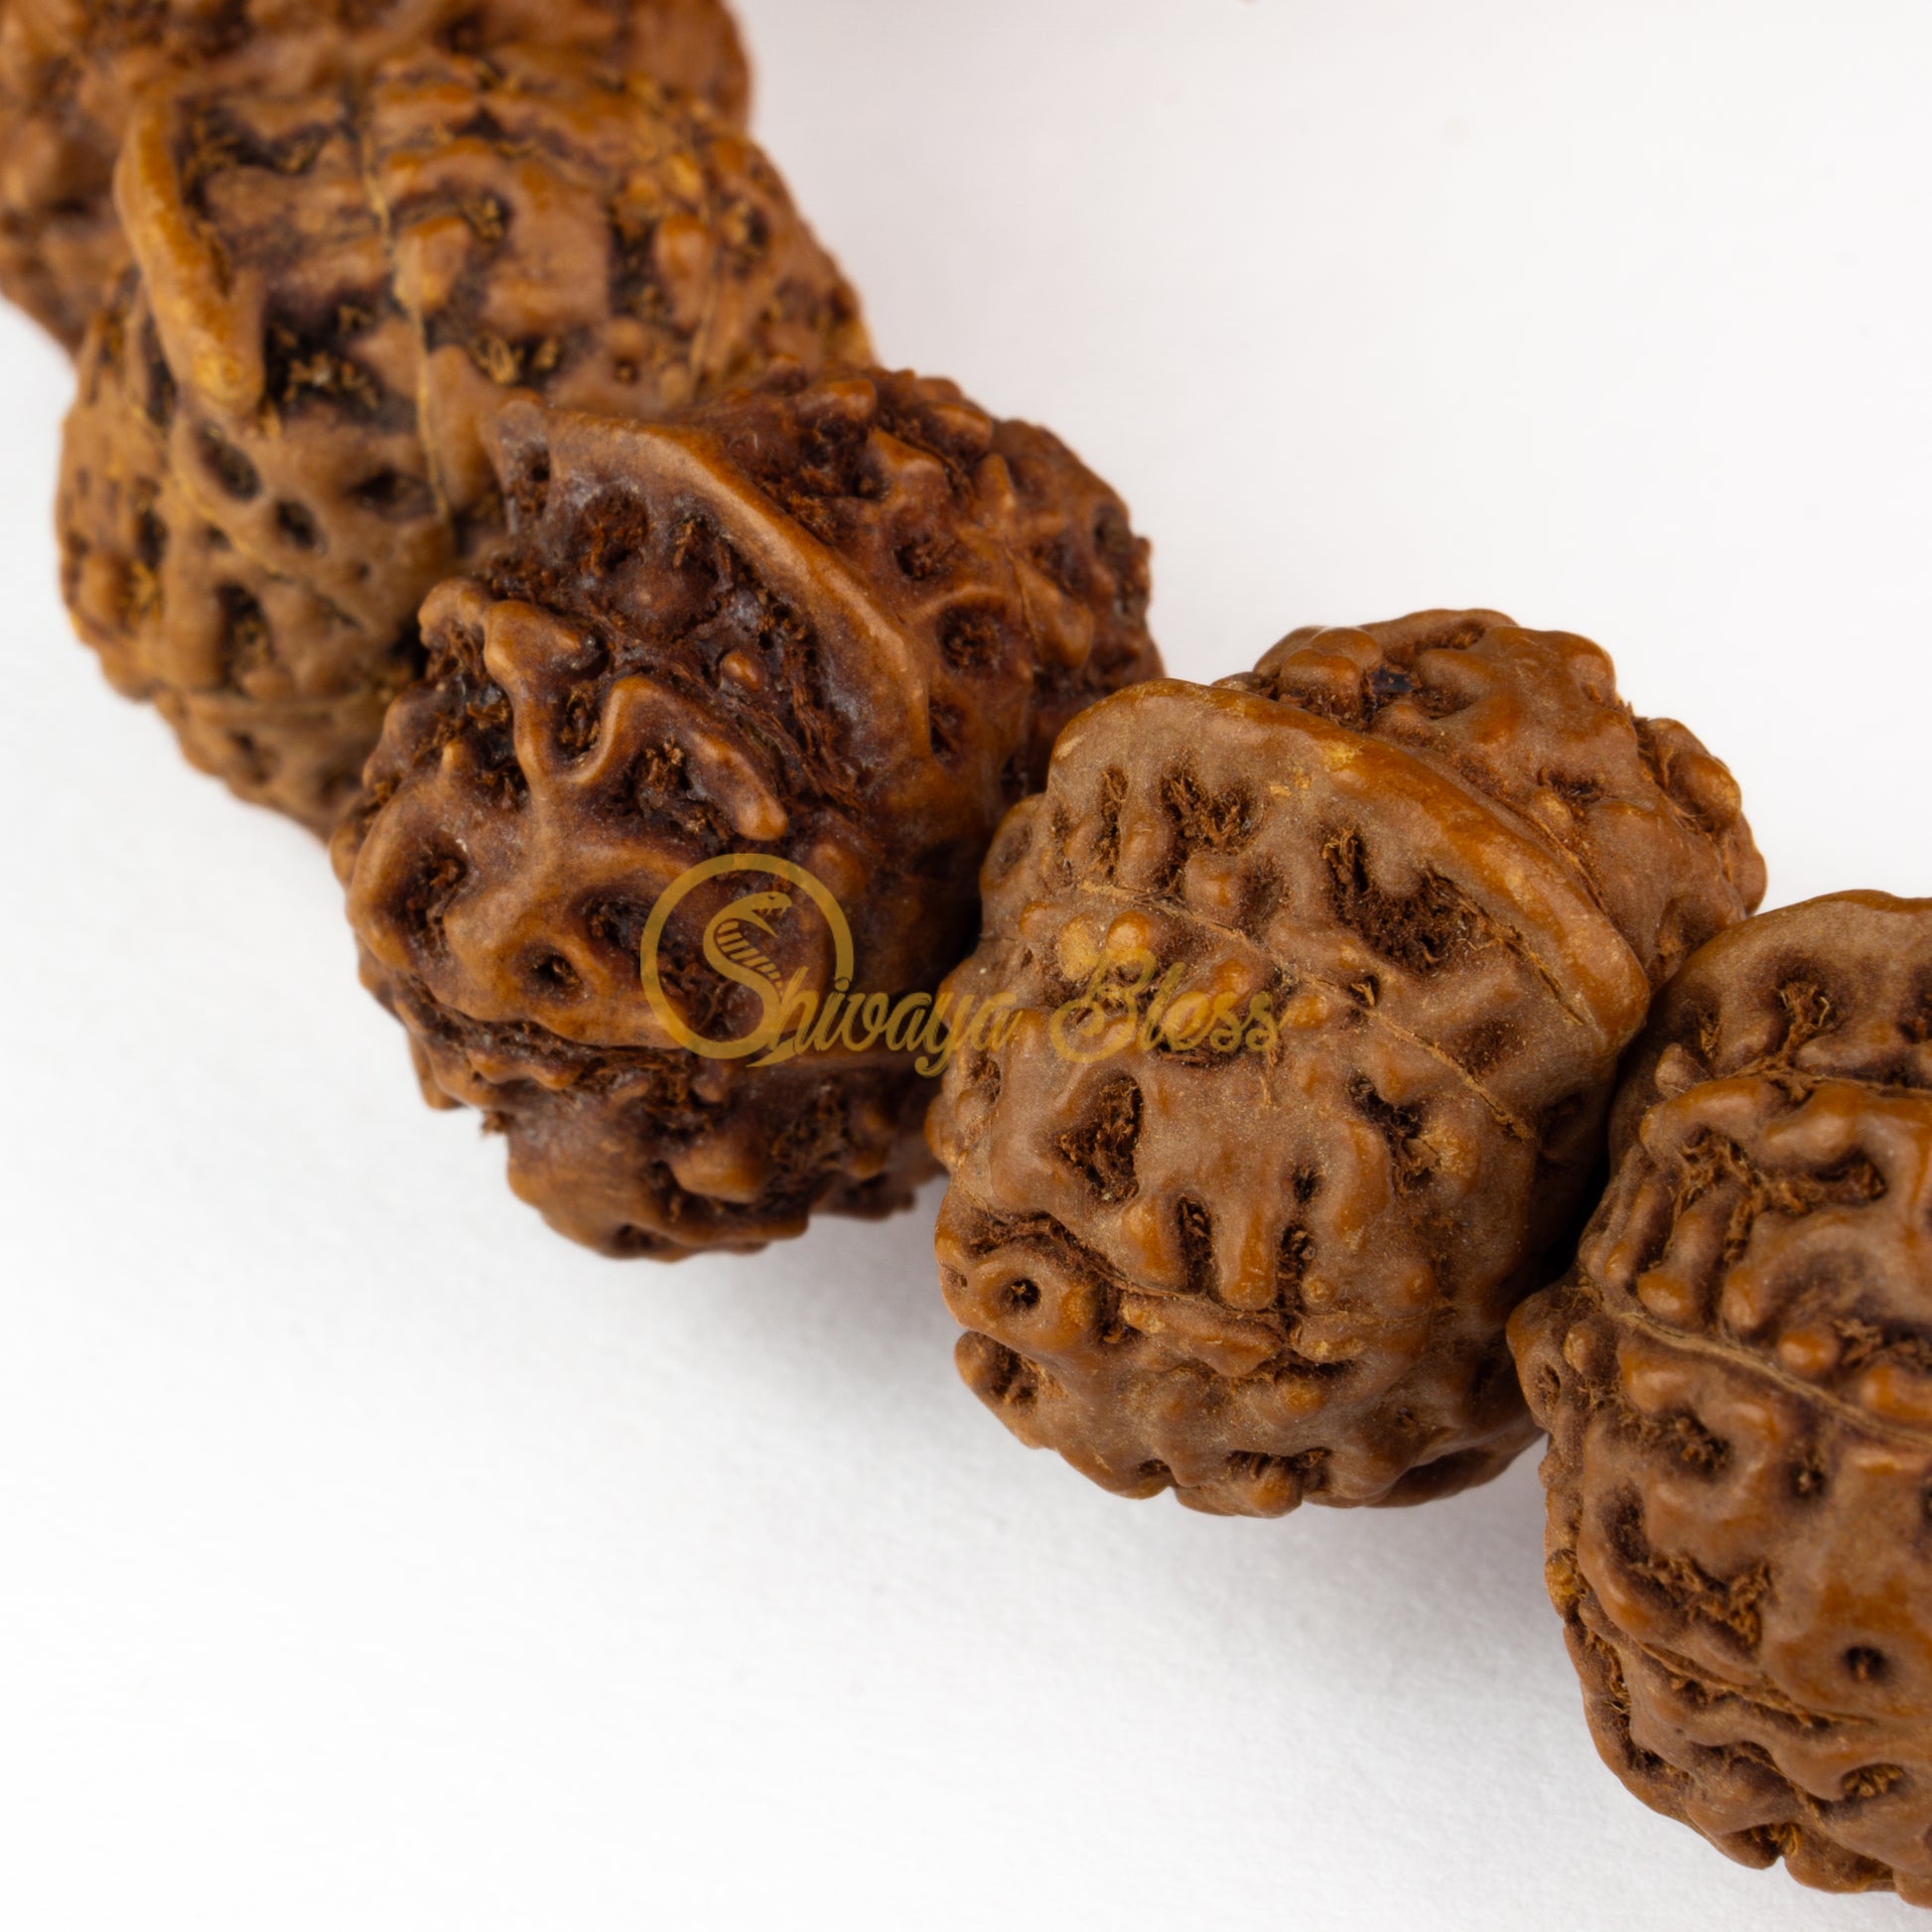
[640,855,855,1062]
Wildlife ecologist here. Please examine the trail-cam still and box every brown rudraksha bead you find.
[1,0,751,348]
[333,367,1162,1257]
[56,41,864,833]
[1512,892,1932,1906]
[929,610,1765,1515]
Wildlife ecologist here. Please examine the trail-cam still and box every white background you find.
[3,2,1928,1926]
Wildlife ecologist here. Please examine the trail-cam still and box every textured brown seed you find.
[928,611,1765,1515]
[333,365,1162,1257]
[0,0,752,348]
[1512,892,1932,1907]
[56,42,864,833]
